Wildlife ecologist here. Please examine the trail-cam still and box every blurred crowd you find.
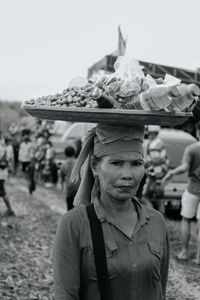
[0,120,172,216]
[0,120,82,215]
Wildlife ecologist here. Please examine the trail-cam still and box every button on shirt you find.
[54,198,169,300]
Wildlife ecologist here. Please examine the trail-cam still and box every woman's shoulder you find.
[142,205,168,242]
[59,205,88,227]
[142,204,166,226]
[63,205,87,217]
[57,206,91,241]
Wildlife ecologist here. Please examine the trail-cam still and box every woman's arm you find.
[53,215,81,300]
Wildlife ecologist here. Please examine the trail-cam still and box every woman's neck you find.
[99,194,135,217]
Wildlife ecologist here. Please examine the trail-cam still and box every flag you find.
[111,25,127,56]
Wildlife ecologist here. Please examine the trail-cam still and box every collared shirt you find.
[54,198,169,300]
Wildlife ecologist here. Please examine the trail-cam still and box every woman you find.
[53,123,169,300]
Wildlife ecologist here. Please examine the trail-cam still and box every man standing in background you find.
[162,121,200,265]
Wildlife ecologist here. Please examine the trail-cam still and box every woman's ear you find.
[90,155,98,176]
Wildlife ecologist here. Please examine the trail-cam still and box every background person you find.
[162,121,200,265]
[142,125,169,212]
[9,123,20,174]
[4,135,14,175]
[42,140,55,187]
[34,136,47,182]
[18,131,34,174]
[0,133,15,216]
[54,124,169,300]
[59,145,79,210]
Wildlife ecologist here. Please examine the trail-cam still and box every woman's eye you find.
[132,161,144,167]
[111,161,121,166]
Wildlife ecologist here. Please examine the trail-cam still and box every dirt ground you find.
[0,176,199,300]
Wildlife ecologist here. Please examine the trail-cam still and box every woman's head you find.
[91,151,144,202]
[72,123,145,206]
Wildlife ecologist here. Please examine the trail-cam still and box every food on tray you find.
[24,56,200,113]
[25,82,99,108]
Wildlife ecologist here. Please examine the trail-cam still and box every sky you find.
[0,0,200,101]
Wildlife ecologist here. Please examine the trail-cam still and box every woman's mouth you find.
[115,185,133,192]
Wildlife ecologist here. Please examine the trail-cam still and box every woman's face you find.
[93,151,145,202]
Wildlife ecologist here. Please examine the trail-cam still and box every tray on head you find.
[23,105,192,126]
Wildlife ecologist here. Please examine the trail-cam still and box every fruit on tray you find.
[25,81,99,108]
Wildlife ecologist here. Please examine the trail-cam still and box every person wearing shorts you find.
[162,121,200,264]
[181,190,200,220]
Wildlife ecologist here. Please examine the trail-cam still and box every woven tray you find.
[23,105,192,126]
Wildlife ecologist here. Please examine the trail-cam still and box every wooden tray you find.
[23,105,192,126]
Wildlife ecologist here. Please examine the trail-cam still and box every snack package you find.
[112,56,145,97]
[94,56,146,98]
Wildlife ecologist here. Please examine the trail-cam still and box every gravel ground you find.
[0,176,199,299]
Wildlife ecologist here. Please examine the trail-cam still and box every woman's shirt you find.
[54,198,169,300]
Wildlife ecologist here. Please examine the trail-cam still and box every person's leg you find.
[178,217,191,259]
[179,190,199,260]
[194,203,200,264]
[2,188,15,216]
[3,195,14,214]
[0,181,14,216]
[29,175,36,195]
[194,220,200,264]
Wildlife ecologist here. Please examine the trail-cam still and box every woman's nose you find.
[121,166,133,180]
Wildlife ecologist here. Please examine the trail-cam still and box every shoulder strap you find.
[86,203,112,300]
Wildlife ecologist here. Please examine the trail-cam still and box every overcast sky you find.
[0,0,200,101]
